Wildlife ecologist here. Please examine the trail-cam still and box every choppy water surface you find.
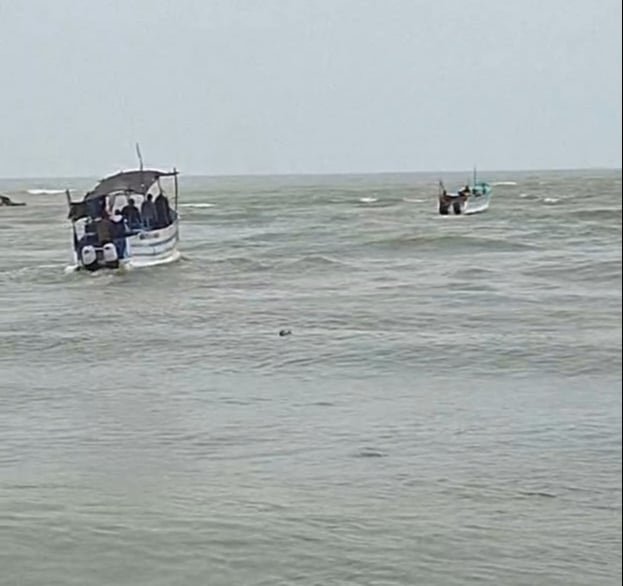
[1,170,621,585]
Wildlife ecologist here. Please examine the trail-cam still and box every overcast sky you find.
[0,0,620,177]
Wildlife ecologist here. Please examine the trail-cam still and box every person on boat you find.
[456,185,470,201]
[86,197,105,219]
[140,194,157,229]
[83,216,99,243]
[111,210,128,258]
[95,210,114,244]
[154,191,172,228]
[121,197,142,230]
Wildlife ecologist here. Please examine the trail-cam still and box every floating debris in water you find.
[354,447,386,458]
[279,329,292,337]
[517,490,557,499]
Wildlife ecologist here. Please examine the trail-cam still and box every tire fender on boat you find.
[102,242,118,264]
[81,245,97,267]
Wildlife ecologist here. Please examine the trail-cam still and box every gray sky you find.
[0,0,621,177]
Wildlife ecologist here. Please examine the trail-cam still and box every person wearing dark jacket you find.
[121,197,142,230]
[111,210,128,258]
[95,210,114,244]
[154,192,172,228]
[141,194,157,229]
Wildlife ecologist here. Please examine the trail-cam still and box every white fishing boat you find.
[66,155,180,272]
[437,169,493,215]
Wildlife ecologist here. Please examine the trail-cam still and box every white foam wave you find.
[65,250,182,275]
[178,203,214,208]
[129,249,182,269]
[359,197,378,203]
[403,198,424,203]
[492,181,517,187]
[27,189,67,195]
[544,197,559,204]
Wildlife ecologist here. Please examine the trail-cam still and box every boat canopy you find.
[68,168,177,221]
[84,169,177,201]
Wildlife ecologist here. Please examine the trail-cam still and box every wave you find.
[368,233,535,252]
[1,263,69,285]
[282,254,356,270]
[543,197,560,204]
[26,189,67,195]
[358,197,378,203]
[206,255,271,272]
[128,250,182,270]
[565,208,622,222]
[193,253,354,274]
[403,198,425,203]
[492,181,518,186]
[178,203,214,208]
[525,258,621,284]
[63,250,182,276]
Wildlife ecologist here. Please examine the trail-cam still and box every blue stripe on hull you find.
[127,224,179,257]
[130,246,178,258]
[128,229,178,249]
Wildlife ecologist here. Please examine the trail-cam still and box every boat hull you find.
[127,220,179,263]
[72,219,180,272]
[464,192,492,215]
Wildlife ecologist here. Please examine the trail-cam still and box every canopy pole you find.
[173,168,179,212]
[136,142,145,193]
[66,189,79,260]
[136,143,144,172]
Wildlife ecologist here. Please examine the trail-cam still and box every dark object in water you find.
[0,194,26,207]
[437,192,466,215]
[279,329,292,337]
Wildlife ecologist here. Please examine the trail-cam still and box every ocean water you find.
[0,170,621,585]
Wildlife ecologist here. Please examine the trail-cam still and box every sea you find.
[0,169,621,586]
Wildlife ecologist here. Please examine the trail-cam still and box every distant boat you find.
[437,168,492,215]
[65,161,181,273]
[0,194,26,207]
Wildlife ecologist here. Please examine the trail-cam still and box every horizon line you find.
[0,165,620,181]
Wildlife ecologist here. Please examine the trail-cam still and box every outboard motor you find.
[80,245,98,271]
[102,242,120,268]
[452,201,462,215]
